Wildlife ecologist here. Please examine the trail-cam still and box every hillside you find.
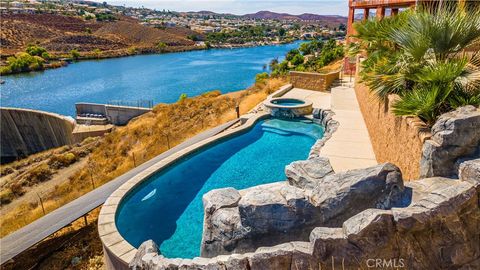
[0,14,197,56]
[244,11,347,24]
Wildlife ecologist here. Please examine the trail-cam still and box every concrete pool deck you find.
[283,78,378,172]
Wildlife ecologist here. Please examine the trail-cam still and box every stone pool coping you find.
[98,111,272,266]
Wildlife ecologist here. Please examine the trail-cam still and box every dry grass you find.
[0,77,287,238]
[317,59,343,73]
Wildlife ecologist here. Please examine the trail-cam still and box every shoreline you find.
[0,40,299,77]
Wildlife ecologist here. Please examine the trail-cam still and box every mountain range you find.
[243,11,346,22]
[186,10,347,24]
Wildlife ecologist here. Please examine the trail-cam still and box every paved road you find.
[0,119,239,265]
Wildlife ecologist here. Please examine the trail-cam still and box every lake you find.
[0,42,301,116]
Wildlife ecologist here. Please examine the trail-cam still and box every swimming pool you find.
[271,98,306,106]
[115,118,324,259]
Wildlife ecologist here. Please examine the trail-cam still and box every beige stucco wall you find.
[353,82,431,180]
[289,71,339,92]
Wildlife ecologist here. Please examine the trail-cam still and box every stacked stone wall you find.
[289,71,339,92]
[354,81,430,180]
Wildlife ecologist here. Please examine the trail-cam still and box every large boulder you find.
[459,158,480,186]
[285,157,334,189]
[200,163,404,258]
[420,106,480,178]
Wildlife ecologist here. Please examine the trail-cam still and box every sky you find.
[104,0,349,16]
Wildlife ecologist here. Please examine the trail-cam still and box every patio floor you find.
[284,79,378,172]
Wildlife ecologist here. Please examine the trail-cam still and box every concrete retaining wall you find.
[354,64,430,180]
[289,71,339,92]
[1,108,75,163]
[76,103,152,126]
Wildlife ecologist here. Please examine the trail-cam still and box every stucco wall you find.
[289,71,339,91]
[1,108,75,162]
[354,82,430,180]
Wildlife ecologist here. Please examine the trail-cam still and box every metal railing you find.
[106,100,154,108]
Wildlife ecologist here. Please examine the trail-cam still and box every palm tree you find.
[353,4,480,125]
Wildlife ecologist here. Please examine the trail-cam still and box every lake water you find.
[0,42,301,116]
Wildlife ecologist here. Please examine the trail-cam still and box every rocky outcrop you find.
[420,106,480,178]
[130,171,480,270]
[459,158,480,186]
[200,162,404,258]
[285,157,334,189]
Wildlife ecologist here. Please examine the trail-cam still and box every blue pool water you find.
[0,42,302,116]
[272,98,306,106]
[116,118,323,259]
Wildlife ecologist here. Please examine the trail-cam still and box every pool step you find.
[261,127,292,136]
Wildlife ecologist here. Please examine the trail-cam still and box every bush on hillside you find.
[48,153,77,169]
[70,49,80,60]
[0,53,45,75]
[25,44,47,56]
[25,164,53,185]
[178,93,188,102]
[157,42,167,52]
[0,189,14,205]
[255,72,269,83]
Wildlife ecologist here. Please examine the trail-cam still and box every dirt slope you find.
[0,14,197,56]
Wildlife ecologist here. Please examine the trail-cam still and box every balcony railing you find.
[350,0,417,8]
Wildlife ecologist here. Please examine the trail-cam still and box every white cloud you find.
[103,0,349,16]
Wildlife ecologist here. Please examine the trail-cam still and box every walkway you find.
[0,119,239,265]
[284,79,377,172]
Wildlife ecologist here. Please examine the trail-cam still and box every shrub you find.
[10,182,24,197]
[178,93,188,102]
[285,49,300,61]
[290,54,305,66]
[41,51,51,60]
[48,153,77,169]
[0,66,12,75]
[157,42,167,52]
[3,53,45,74]
[95,13,116,21]
[128,47,138,55]
[0,189,14,204]
[255,72,269,83]
[25,44,47,56]
[1,166,14,177]
[93,48,102,58]
[27,164,53,184]
[70,49,80,60]
[201,90,222,98]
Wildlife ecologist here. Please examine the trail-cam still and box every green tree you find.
[1,52,45,75]
[285,49,300,61]
[354,5,480,125]
[291,54,304,66]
